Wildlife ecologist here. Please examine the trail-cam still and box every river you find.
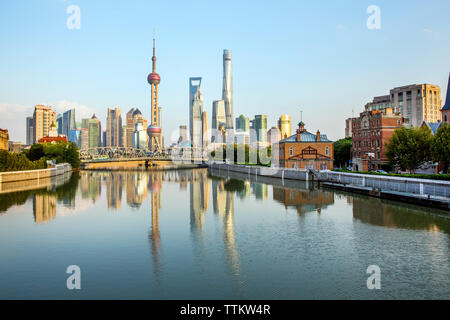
[0,169,449,299]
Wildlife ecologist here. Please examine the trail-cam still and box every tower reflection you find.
[211,177,240,277]
[148,172,163,278]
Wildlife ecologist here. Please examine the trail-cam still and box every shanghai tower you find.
[222,50,233,129]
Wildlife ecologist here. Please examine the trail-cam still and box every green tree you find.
[385,126,432,174]
[24,141,80,169]
[333,137,352,168]
[430,123,450,173]
[0,150,46,172]
[26,144,44,161]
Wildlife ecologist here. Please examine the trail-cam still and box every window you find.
[289,147,293,156]
[325,147,329,156]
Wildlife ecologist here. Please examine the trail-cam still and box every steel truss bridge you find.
[79,147,171,162]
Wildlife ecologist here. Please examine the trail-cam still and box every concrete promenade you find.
[209,163,450,210]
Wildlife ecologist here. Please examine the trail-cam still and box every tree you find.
[431,123,450,173]
[385,126,432,174]
[27,144,44,161]
[333,137,352,168]
[24,141,80,169]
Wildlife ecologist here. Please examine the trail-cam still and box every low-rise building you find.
[8,141,27,153]
[351,108,404,172]
[277,122,333,170]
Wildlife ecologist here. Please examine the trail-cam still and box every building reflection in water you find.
[252,183,268,201]
[190,170,209,238]
[351,195,450,234]
[127,172,148,208]
[33,193,57,223]
[211,178,240,277]
[80,171,102,203]
[272,186,334,215]
[106,172,123,209]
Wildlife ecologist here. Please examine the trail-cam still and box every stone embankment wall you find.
[0,163,72,184]
[209,163,450,199]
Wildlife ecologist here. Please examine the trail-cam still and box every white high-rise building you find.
[189,77,204,149]
[222,50,233,130]
[133,122,147,150]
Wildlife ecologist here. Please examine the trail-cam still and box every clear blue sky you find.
[1,0,449,143]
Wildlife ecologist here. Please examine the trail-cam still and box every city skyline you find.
[1,0,450,144]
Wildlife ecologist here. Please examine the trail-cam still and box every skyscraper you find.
[212,100,226,130]
[133,122,147,150]
[33,105,57,143]
[222,50,233,129]
[26,116,34,145]
[80,118,89,150]
[235,115,250,133]
[126,108,136,147]
[277,115,291,140]
[88,114,101,148]
[253,115,268,145]
[62,109,76,137]
[106,108,123,147]
[267,126,281,145]
[56,114,63,135]
[178,125,188,144]
[189,77,204,148]
[147,35,163,152]
[202,111,209,147]
[122,125,127,147]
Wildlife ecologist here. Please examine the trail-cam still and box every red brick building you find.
[39,136,67,144]
[441,72,450,123]
[351,108,404,171]
[277,122,334,171]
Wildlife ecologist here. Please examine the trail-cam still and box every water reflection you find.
[148,173,162,279]
[351,192,450,234]
[1,168,449,299]
[273,187,334,215]
[33,193,57,223]
[0,172,77,220]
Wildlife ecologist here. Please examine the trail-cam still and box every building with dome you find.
[147,35,163,152]
[276,121,334,170]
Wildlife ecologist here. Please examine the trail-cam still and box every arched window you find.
[289,147,293,156]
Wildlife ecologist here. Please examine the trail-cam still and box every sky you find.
[1,0,449,144]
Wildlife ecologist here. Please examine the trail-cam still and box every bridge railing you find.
[79,147,155,161]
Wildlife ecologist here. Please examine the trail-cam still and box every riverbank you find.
[209,163,450,211]
[0,163,73,194]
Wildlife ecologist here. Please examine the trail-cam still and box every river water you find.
[0,169,449,299]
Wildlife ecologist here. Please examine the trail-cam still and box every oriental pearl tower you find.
[147,34,163,153]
